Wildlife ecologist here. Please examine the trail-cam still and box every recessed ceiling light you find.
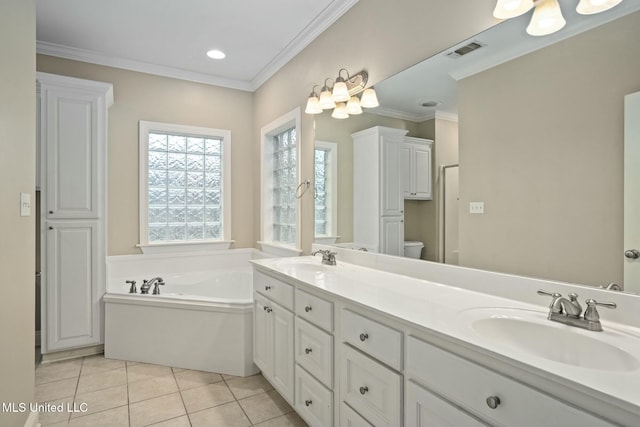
[206,49,226,60]
[420,101,440,108]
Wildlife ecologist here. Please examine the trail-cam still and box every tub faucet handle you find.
[152,280,165,295]
[125,280,137,294]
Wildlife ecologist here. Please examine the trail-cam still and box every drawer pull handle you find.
[486,396,501,409]
[305,399,312,407]
[265,285,272,291]
[359,386,369,395]
[359,333,369,342]
[305,305,312,312]
[305,347,312,354]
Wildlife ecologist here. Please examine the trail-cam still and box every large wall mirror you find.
[313,1,640,291]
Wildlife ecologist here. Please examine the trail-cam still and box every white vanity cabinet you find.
[253,272,295,403]
[38,72,113,353]
[401,137,433,200]
[405,336,617,427]
[352,126,408,255]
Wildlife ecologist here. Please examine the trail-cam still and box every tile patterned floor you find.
[35,355,308,427]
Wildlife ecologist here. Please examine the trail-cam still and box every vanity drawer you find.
[254,271,294,310]
[295,288,333,331]
[295,317,333,388]
[340,402,374,427]
[295,364,333,427]
[341,309,403,370]
[340,344,402,427]
[406,336,616,427]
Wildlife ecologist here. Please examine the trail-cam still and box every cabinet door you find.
[413,146,432,200]
[406,380,488,427]
[44,89,100,219]
[253,293,272,377]
[380,138,403,216]
[272,302,295,403]
[45,221,101,351]
[381,216,404,256]
[400,144,412,198]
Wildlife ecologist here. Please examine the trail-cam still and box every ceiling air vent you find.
[447,41,485,59]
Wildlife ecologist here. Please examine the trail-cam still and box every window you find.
[139,121,231,249]
[260,108,302,255]
[314,141,338,239]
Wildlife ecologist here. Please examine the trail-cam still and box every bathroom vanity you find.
[251,249,640,427]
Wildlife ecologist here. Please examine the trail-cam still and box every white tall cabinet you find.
[37,72,113,354]
[352,126,408,255]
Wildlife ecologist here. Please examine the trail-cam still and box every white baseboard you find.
[41,345,104,364]
[24,411,39,427]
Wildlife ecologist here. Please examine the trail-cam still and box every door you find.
[400,144,412,198]
[271,303,294,402]
[414,146,432,199]
[380,138,403,216]
[45,221,100,351]
[381,216,404,256]
[253,293,272,376]
[624,92,640,293]
[443,166,459,265]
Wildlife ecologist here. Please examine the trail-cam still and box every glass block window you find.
[272,127,297,245]
[314,148,328,236]
[140,121,230,245]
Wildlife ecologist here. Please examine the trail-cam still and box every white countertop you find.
[250,255,640,421]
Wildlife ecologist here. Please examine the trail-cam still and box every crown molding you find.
[37,0,359,93]
[251,0,360,89]
[435,111,459,122]
[368,107,435,123]
[37,41,254,91]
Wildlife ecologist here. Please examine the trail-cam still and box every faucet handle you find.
[152,280,165,295]
[125,280,137,294]
[584,298,616,323]
[537,290,562,313]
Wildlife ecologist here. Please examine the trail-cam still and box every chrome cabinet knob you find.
[49,210,54,214]
[265,285,272,291]
[305,399,312,407]
[305,347,312,354]
[264,307,272,313]
[359,333,369,342]
[625,249,640,259]
[486,396,501,409]
[305,305,312,312]
[359,386,369,395]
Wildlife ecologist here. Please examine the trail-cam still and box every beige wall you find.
[253,0,498,254]
[458,11,640,286]
[0,1,36,425]
[36,56,255,255]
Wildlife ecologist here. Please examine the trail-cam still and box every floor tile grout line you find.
[172,367,193,427]
[126,360,131,427]
[224,376,259,426]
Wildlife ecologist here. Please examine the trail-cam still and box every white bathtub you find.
[104,249,269,376]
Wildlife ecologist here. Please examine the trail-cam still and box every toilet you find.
[404,241,424,259]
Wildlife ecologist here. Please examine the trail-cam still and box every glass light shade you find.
[346,96,363,115]
[305,95,322,114]
[332,78,350,102]
[360,88,379,108]
[526,0,566,36]
[331,102,349,119]
[576,0,622,15]
[319,87,336,109]
[493,0,534,19]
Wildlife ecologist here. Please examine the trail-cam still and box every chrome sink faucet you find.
[140,277,165,295]
[538,290,616,331]
[312,249,337,265]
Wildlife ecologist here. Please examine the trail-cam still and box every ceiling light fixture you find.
[305,69,378,119]
[494,0,624,36]
[206,49,226,59]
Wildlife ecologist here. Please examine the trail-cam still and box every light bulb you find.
[576,0,622,15]
[331,103,349,119]
[332,77,350,102]
[526,0,566,36]
[493,0,534,19]
[305,94,322,114]
[360,88,379,108]
[346,96,363,115]
[319,86,336,109]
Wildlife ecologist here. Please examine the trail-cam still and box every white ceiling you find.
[372,0,640,121]
[36,0,359,91]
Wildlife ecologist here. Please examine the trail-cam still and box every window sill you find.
[314,235,340,245]
[137,240,235,255]
[257,241,303,257]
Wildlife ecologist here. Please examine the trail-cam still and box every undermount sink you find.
[462,308,640,372]
[271,257,338,273]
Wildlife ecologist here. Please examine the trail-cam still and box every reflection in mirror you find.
[313,2,640,291]
[314,141,338,244]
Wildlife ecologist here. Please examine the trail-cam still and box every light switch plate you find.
[20,192,31,217]
[469,201,484,214]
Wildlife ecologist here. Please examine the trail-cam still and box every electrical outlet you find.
[469,201,484,214]
[20,192,31,217]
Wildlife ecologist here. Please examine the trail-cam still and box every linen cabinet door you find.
[253,293,272,377]
[272,302,295,403]
[45,221,101,351]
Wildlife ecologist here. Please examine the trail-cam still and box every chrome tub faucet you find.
[140,277,165,295]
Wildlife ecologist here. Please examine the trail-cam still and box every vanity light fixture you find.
[305,69,378,119]
[494,0,624,36]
